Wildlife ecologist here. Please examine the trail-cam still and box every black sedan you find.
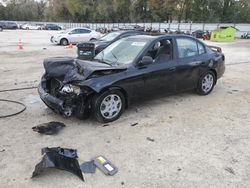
[77,30,143,60]
[38,35,225,123]
[44,24,62,30]
[0,21,18,29]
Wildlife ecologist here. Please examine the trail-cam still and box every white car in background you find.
[50,27,101,46]
[21,23,42,30]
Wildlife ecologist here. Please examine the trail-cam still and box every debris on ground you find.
[224,167,235,175]
[32,121,65,135]
[103,124,110,127]
[0,149,5,152]
[32,147,84,181]
[121,181,125,185]
[80,160,96,174]
[93,156,118,176]
[131,123,138,127]
[146,137,155,142]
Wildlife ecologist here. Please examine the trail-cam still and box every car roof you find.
[125,34,198,41]
[114,30,143,34]
[71,27,91,30]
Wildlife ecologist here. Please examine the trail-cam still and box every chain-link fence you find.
[14,21,250,37]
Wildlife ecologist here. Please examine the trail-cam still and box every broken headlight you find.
[61,84,81,95]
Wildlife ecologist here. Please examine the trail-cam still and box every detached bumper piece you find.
[32,147,84,181]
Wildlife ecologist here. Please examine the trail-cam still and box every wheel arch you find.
[60,38,69,45]
[210,69,217,85]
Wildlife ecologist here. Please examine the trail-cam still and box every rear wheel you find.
[91,90,125,123]
[60,38,68,46]
[196,71,216,95]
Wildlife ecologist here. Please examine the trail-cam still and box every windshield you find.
[100,32,120,42]
[94,38,148,65]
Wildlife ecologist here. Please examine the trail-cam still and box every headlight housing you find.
[61,84,81,95]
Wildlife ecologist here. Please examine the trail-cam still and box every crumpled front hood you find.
[43,57,126,84]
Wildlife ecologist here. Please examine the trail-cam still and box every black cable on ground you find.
[0,86,37,93]
[0,99,26,118]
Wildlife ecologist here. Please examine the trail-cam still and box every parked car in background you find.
[44,24,62,30]
[20,23,42,30]
[0,22,3,31]
[77,30,144,60]
[119,25,134,30]
[39,35,225,123]
[0,21,18,29]
[241,32,250,39]
[50,27,101,46]
[132,25,145,31]
[118,25,144,31]
[192,30,205,38]
[111,26,120,31]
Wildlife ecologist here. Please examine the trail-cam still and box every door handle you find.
[169,67,176,72]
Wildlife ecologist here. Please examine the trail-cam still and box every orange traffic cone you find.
[18,39,23,50]
[66,43,73,49]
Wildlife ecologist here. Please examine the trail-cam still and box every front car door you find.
[134,37,177,98]
[68,29,81,43]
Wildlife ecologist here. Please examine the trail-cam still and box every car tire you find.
[91,90,125,123]
[60,38,68,46]
[0,27,2,32]
[26,27,29,30]
[196,71,216,95]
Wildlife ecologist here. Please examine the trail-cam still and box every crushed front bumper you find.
[38,78,91,118]
[38,83,67,115]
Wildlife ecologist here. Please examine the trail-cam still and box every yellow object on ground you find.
[211,26,237,42]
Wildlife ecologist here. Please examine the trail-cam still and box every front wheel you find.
[92,90,125,123]
[60,38,68,46]
[196,71,216,95]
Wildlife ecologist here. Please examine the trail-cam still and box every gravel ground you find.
[0,30,250,188]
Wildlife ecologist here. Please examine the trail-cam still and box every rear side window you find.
[176,38,198,58]
[197,42,205,54]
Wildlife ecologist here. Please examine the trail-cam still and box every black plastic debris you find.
[80,160,96,174]
[131,123,138,127]
[225,167,235,175]
[146,137,155,142]
[32,121,65,135]
[32,147,84,181]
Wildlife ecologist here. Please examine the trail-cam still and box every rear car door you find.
[78,29,92,42]
[174,37,209,91]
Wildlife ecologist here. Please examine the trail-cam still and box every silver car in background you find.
[50,27,101,45]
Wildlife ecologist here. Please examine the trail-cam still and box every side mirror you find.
[139,56,153,66]
[68,32,72,35]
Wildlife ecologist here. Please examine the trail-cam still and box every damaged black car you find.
[38,35,225,123]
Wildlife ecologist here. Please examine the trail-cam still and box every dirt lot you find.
[0,30,250,188]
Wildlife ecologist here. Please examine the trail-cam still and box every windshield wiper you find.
[94,58,111,66]
[111,51,119,64]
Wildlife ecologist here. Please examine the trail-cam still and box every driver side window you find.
[70,29,79,34]
[145,39,172,63]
